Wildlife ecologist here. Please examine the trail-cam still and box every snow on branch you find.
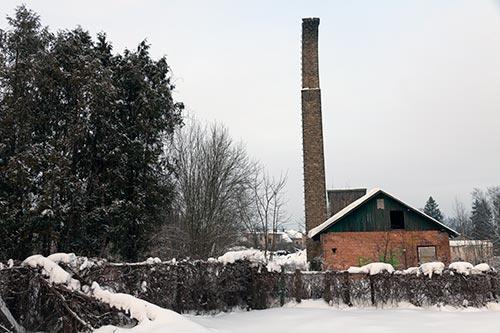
[22,254,81,291]
[91,282,209,332]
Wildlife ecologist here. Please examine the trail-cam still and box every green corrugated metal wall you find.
[324,193,443,233]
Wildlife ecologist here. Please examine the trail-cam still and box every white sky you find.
[1,0,499,228]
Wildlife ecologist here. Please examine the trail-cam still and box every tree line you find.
[0,6,288,261]
[423,187,500,253]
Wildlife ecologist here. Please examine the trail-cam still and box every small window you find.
[377,199,385,209]
[390,210,404,229]
[418,246,437,264]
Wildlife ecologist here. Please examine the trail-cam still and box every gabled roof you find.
[308,188,459,239]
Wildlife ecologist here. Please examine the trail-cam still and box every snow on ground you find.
[94,299,500,332]
[95,320,209,333]
[188,300,500,333]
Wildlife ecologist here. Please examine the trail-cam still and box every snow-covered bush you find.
[419,262,445,278]
[473,263,493,273]
[217,248,307,272]
[347,263,394,275]
[449,261,493,275]
[217,249,266,265]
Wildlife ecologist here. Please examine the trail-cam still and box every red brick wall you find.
[320,230,451,270]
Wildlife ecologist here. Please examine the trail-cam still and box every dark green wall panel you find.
[325,193,444,233]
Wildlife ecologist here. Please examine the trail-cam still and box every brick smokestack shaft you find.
[301,18,327,265]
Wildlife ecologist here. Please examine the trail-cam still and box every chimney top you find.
[302,17,320,25]
[301,17,321,89]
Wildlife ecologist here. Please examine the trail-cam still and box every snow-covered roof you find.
[285,229,304,240]
[278,231,293,243]
[308,188,459,239]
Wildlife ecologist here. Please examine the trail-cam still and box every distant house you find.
[308,189,459,270]
[256,232,289,249]
[251,230,305,251]
[286,230,306,249]
[450,238,494,264]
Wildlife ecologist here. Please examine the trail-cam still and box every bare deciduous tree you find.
[148,118,291,261]
[250,171,289,259]
[156,120,257,259]
[448,197,471,236]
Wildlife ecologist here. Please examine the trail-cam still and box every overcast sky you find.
[1,1,499,228]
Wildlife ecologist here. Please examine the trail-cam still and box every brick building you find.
[299,19,459,270]
[308,189,459,270]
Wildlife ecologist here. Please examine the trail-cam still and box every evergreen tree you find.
[470,189,494,240]
[423,196,444,221]
[487,186,500,253]
[0,6,183,260]
[0,6,54,258]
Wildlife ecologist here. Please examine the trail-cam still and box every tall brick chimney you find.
[301,18,327,266]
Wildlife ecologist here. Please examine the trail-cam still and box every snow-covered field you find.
[188,300,500,333]
[96,300,500,332]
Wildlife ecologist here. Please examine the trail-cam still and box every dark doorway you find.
[390,210,405,229]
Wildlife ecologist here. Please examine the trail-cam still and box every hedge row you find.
[1,260,499,331]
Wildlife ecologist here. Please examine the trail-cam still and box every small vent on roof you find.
[377,199,385,209]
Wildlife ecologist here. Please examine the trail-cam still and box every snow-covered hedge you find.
[340,260,497,307]
[2,254,500,332]
[82,257,500,310]
[0,259,136,332]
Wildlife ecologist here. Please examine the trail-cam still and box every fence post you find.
[369,274,375,306]
[279,266,285,306]
[295,269,302,303]
[343,271,352,306]
[323,271,332,304]
[488,273,497,301]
